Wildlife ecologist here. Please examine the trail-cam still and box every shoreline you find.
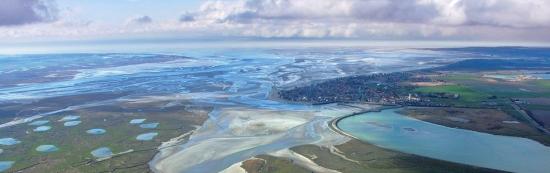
[327,104,400,140]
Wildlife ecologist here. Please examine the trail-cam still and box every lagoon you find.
[337,108,550,173]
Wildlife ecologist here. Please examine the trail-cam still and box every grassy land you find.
[0,101,210,173]
[414,84,490,107]
[288,140,503,173]
[401,107,550,146]
[533,80,550,89]
[240,156,311,173]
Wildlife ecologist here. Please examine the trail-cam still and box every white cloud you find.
[1,0,550,41]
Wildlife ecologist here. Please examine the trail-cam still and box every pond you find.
[0,161,14,172]
[91,147,113,158]
[86,128,106,135]
[33,126,52,132]
[136,132,158,141]
[59,115,80,122]
[0,138,20,146]
[63,121,81,127]
[36,145,59,153]
[139,123,159,129]
[130,119,146,124]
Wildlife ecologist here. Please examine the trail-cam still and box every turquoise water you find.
[59,115,80,122]
[0,138,20,146]
[337,108,550,173]
[33,126,52,132]
[91,147,113,158]
[86,128,106,135]
[136,132,158,141]
[130,119,146,124]
[63,121,81,127]
[139,123,159,129]
[0,161,14,172]
[36,145,59,152]
[28,120,49,126]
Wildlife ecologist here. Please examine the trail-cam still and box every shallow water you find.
[337,108,550,173]
[139,123,159,129]
[33,126,52,132]
[86,128,106,135]
[130,119,146,124]
[36,145,59,152]
[91,147,113,158]
[0,138,20,146]
[28,120,49,126]
[63,121,81,127]
[136,132,158,141]
[0,161,14,172]
[0,48,528,172]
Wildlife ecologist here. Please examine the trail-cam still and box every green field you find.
[0,102,209,173]
[414,84,490,106]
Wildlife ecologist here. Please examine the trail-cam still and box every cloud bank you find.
[1,0,550,42]
[0,0,58,26]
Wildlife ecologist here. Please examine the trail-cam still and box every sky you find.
[1,0,550,45]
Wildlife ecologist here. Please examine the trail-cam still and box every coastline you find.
[328,104,401,139]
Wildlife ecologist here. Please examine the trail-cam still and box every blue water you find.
[136,132,158,141]
[1,48,548,173]
[0,161,14,172]
[63,121,81,127]
[59,115,80,122]
[130,119,146,124]
[28,120,49,126]
[139,123,159,129]
[0,138,20,146]
[91,147,113,158]
[86,128,106,135]
[36,145,59,152]
[33,126,52,132]
[337,108,550,173]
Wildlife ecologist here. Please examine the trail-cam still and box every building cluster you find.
[278,73,413,104]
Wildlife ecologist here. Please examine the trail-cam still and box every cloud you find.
[127,15,153,24]
[171,0,550,40]
[0,0,58,26]
[179,12,195,22]
[193,0,550,28]
[1,0,550,42]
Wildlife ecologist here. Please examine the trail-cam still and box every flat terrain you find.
[0,97,210,173]
[400,107,550,145]
[241,140,503,173]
